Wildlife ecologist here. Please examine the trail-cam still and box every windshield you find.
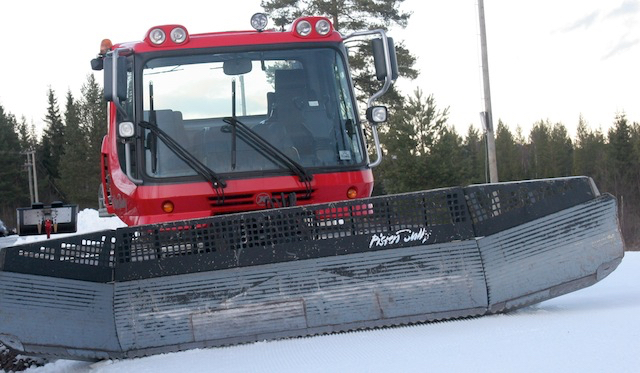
[140,47,364,179]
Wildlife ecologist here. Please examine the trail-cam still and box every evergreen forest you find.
[0,0,636,249]
[0,81,637,249]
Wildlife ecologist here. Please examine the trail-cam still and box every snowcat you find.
[0,14,625,361]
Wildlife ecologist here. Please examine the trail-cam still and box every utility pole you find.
[23,150,39,204]
[478,0,499,183]
[31,151,39,203]
[25,153,34,204]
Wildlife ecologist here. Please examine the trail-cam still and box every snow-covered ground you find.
[6,210,640,373]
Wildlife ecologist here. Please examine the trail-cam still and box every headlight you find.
[366,106,388,123]
[315,19,331,35]
[118,121,135,138]
[170,27,187,43]
[296,20,312,36]
[149,28,166,45]
[251,13,269,31]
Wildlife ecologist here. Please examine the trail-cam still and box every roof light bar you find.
[145,25,190,46]
[293,17,333,37]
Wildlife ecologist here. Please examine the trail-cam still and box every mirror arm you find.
[368,123,384,168]
[343,29,393,168]
[343,29,393,107]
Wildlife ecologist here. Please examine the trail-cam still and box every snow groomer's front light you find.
[251,13,269,31]
[170,27,188,43]
[296,20,312,36]
[315,19,331,35]
[118,122,135,138]
[148,28,166,45]
[366,106,388,123]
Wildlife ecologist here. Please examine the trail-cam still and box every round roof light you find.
[315,19,331,35]
[149,28,166,45]
[170,27,187,43]
[251,13,269,31]
[296,20,312,36]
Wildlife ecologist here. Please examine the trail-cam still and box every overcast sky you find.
[0,0,637,138]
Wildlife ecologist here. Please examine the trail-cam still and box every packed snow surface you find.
[7,210,640,373]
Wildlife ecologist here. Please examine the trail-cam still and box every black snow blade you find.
[0,177,625,360]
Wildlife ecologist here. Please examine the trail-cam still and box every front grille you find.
[208,189,314,209]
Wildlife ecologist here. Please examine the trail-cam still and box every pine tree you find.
[16,116,36,151]
[606,113,635,203]
[462,125,486,184]
[495,120,520,181]
[605,113,639,248]
[408,89,449,156]
[81,74,107,160]
[628,121,640,248]
[59,91,95,207]
[511,126,530,181]
[607,113,634,181]
[424,126,466,189]
[78,74,108,208]
[0,104,30,226]
[631,121,640,161]
[41,87,65,180]
[261,0,417,107]
[548,122,573,177]
[374,89,448,194]
[631,121,640,195]
[529,120,552,178]
[573,115,606,180]
[262,0,410,31]
[373,107,420,195]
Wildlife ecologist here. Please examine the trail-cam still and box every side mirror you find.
[372,37,398,81]
[103,55,128,103]
[90,57,104,71]
[366,106,388,124]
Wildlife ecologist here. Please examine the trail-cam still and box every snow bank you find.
[23,251,640,373]
[75,209,127,232]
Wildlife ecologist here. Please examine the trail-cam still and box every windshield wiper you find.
[148,82,158,173]
[223,79,312,196]
[222,117,313,193]
[139,121,227,201]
